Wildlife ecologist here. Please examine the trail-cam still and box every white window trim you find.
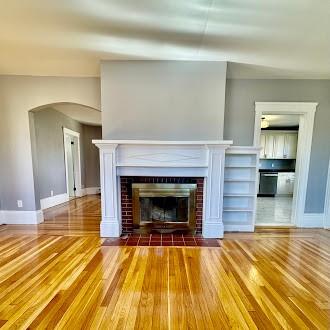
[254,102,318,227]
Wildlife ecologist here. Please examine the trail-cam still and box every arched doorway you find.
[29,102,102,210]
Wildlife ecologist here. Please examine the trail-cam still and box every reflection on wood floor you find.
[0,195,101,236]
[0,195,329,329]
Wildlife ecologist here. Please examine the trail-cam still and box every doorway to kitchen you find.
[253,102,317,227]
[256,115,299,225]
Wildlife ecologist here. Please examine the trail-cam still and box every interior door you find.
[65,135,75,197]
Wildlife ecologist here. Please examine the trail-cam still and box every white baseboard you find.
[75,187,89,197]
[40,193,69,210]
[224,224,254,232]
[324,211,329,229]
[0,211,5,225]
[300,213,324,228]
[2,210,44,224]
[85,187,101,195]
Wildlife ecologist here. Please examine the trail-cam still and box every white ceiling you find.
[1,0,329,78]
[52,104,101,126]
[263,114,300,127]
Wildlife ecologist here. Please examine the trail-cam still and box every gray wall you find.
[82,124,102,188]
[0,75,100,211]
[224,79,330,213]
[30,108,101,202]
[101,61,227,140]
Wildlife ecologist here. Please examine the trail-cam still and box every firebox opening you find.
[140,196,189,223]
[132,183,197,233]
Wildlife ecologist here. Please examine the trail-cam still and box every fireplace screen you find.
[132,183,197,232]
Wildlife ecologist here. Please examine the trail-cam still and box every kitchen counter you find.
[259,169,295,173]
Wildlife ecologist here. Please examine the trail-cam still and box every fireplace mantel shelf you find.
[92,140,233,146]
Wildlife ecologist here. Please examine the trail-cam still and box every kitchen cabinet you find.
[274,134,285,159]
[263,134,276,158]
[277,172,295,195]
[284,134,298,159]
[260,134,266,158]
[260,131,298,159]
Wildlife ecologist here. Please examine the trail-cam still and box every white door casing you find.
[324,157,330,228]
[65,135,75,197]
[63,128,82,198]
[254,102,318,227]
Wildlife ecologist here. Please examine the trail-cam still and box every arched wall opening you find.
[29,102,102,211]
[0,75,100,225]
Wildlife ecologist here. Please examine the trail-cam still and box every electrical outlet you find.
[51,190,54,197]
[17,200,23,208]
[271,163,275,168]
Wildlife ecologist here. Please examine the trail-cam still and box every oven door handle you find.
[262,173,278,177]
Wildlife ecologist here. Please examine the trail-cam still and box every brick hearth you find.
[120,176,204,233]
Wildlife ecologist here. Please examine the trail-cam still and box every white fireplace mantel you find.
[93,140,233,238]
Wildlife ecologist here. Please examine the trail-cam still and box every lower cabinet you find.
[277,172,295,195]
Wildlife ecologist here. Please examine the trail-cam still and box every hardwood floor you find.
[0,196,329,329]
[0,195,101,237]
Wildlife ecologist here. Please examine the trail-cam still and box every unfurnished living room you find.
[0,1,329,329]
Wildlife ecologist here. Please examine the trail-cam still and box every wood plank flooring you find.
[0,195,329,329]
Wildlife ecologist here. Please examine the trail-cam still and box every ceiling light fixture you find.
[261,116,269,129]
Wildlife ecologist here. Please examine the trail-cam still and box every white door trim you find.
[254,102,318,227]
[63,127,82,197]
[324,158,330,229]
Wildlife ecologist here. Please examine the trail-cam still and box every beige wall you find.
[0,75,100,211]
[101,61,227,140]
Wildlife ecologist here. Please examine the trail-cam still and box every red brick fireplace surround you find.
[120,176,204,233]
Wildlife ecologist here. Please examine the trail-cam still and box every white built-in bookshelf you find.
[223,147,260,232]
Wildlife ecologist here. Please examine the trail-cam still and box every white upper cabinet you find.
[260,133,266,158]
[264,134,275,159]
[284,134,298,159]
[274,134,286,159]
[260,131,298,159]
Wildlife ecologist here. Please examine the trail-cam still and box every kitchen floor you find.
[256,196,293,225]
